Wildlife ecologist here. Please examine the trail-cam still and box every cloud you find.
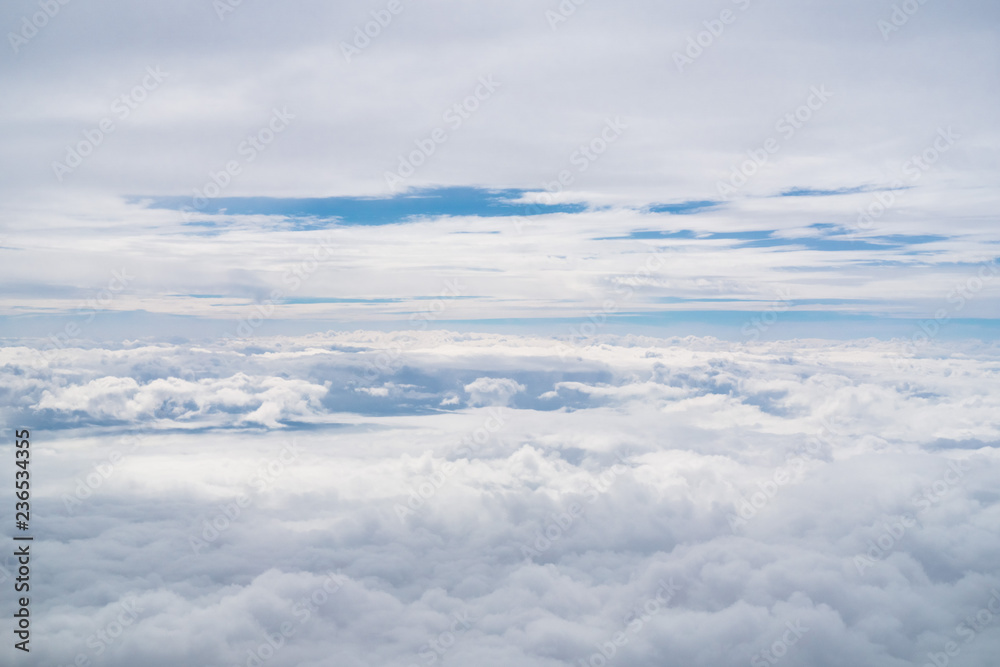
[2,0,997,204]
[1,1,997,345]
[32,371,328,428]
[4,332,1000,665]
[464,376,526,407]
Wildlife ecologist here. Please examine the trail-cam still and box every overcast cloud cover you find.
[1,0,999,666]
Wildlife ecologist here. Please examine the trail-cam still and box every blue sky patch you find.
[778,185,875,197]
[132,186,587,225]
[646,200,720,214]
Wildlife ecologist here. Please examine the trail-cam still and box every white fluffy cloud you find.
[4,331,999,666]
[33,372,328,428]
[464,376,526,406]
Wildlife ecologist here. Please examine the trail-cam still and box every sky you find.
[1,0,999,665]
[0,0,998,341]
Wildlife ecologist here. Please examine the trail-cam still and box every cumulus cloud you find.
[32,372,328,428]
[3,332,999,666]
[463,376,526,407]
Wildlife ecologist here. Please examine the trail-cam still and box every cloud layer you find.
[2,0,998,202]
[3,332,999,666]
